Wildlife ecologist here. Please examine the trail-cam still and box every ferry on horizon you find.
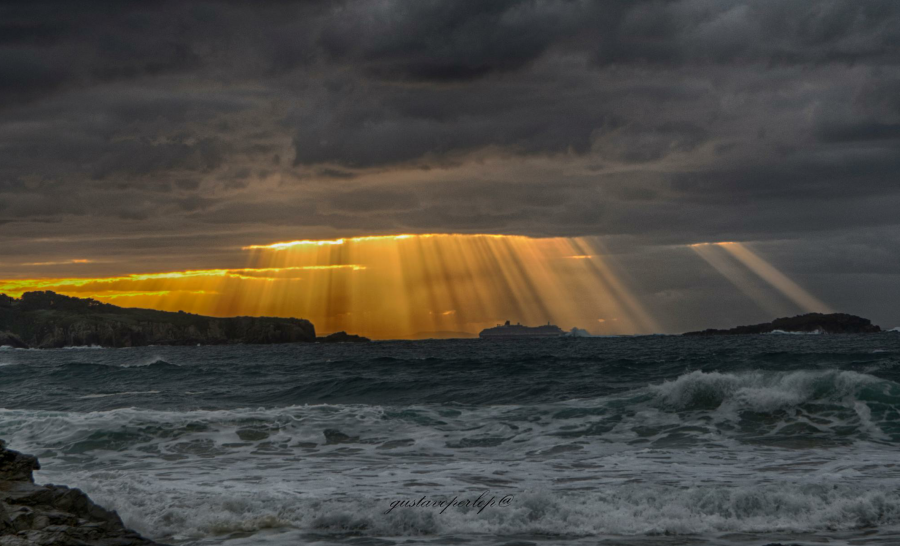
[479,320,565,339]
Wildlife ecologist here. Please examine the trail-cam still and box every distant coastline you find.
[407,331,478,340]
[683,312,882,336]
[2,293,889,349]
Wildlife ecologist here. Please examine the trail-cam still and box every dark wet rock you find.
[446,437,510,448]
[323,429,359,444]
[683,312,882,336]
[0,332,27,350]
[317,331,371,343]
[0,291,315,348]
[235,429,270,442]
[0,440,164,545]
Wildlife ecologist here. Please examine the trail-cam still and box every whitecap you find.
[120,357,176,368]
[78,390,161,399]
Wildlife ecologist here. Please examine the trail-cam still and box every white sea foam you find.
[765,329,823,335]
[78,391,161,399]
[4,367,900,544]
[35,466,900,542]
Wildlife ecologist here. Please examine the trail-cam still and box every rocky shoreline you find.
[0,441,163,545]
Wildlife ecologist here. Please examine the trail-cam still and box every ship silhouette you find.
[479,320,564,339]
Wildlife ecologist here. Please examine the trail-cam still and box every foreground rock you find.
[684,312,882,336]
[0,441,164,545]
[0,291,315,348]
[317,331,371,343]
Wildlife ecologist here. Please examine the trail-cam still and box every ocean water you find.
[2,335,900,545]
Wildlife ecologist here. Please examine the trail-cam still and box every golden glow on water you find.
[690,242,832,314]
[1,234,657,338]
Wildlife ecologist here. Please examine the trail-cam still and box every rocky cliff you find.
[0,441,163,545]
[0,291,315,348]
[684,312,882,336]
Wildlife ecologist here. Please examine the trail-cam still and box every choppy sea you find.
[3,335,900,545]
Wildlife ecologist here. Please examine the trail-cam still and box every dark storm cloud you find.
[315,0,583,81]
[1,0,900,311]
[816,121,900,143]
[326,187,419,213]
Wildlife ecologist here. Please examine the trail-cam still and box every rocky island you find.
[0,291,316,348]
[0,441,163,545]
[684,312,882,336]
[317,331,371,343]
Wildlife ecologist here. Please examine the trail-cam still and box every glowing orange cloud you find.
[687,242,738,248]
[243,233,505,250]
[243,239,347,249]
[20,259,94,266]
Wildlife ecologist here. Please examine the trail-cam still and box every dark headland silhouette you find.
[683,312,882,336]
[0,291,368,349]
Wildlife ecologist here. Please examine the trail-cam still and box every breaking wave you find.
[50,477,900,541]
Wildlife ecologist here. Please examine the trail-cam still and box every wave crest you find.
[652,369,896,413]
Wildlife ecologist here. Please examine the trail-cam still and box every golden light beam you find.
[572,238,661,333]
[690,244,793,317]
[3,234,663,338]
[690,242,832,314]
[719,243,832,313]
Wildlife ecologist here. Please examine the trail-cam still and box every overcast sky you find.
[1,1,899,331]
